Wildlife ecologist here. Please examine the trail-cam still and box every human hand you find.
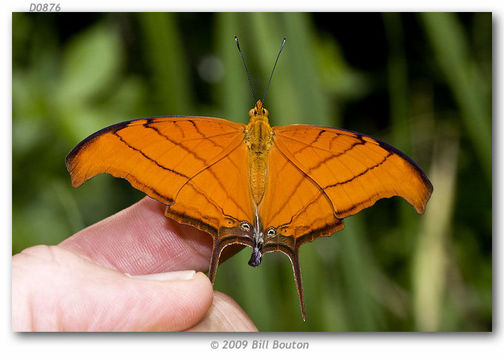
[12,197,257,332]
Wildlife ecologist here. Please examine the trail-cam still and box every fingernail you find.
[126,270,196,281]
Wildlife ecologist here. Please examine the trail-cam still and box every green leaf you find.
[60,23,121,103]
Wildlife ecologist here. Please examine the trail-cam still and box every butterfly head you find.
[249,100,269,123]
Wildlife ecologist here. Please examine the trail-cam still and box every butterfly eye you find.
[266,227,276,237]
[241,222,252,232]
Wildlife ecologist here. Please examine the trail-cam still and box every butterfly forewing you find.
[272,125,433,219]
[66,116,250,234]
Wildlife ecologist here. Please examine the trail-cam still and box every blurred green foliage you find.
[12,12,491,331]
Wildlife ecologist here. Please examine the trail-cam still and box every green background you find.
[12,12,492,331]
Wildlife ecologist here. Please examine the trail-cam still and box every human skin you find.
[12,197,257,332]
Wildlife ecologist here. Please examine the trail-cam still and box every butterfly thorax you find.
[245,100,273,205]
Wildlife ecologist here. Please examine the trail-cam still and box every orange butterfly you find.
[66,39,432,320]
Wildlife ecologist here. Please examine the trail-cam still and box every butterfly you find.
[66,38,433,320]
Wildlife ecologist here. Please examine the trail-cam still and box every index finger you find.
[59,197,214,275]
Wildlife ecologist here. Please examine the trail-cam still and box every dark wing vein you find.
[112,131,189,179]
[324,153,393,188]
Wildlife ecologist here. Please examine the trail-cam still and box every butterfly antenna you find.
[262,37,286,104]
[234,36,257,101]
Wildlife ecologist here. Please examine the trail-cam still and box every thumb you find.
[12,245,213,331]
